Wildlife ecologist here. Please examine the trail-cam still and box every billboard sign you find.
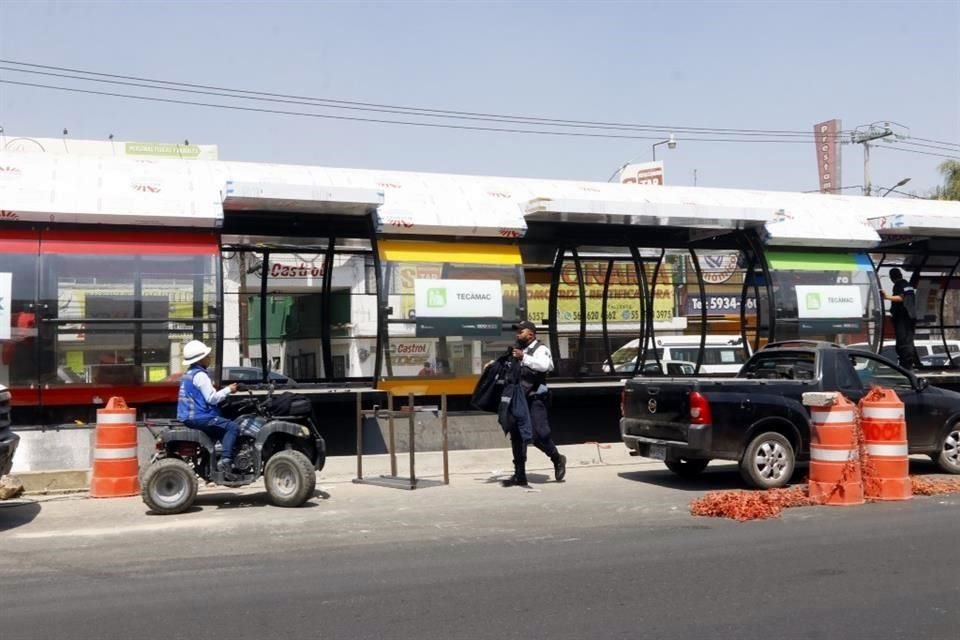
[814,119,842,194]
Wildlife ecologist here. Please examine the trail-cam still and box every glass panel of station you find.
[764,250,881,350]
[220,236,379,385]
[526,241,762,379]
[873,245,960,370]
[378,240,523,398]
[0,229,220,426]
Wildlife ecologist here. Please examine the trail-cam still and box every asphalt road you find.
[1,462,958,640]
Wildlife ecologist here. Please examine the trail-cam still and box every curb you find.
[10,442,651,496]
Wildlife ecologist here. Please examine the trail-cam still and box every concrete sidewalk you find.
[8,441,649,494]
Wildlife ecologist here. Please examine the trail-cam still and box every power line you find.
[874,145,960,160]
[911,136,960,149]
[0,79,847,144]
[3,65,834,137]
[894,139,960,154]
[0,58,852,140]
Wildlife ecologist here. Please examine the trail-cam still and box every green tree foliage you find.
[934,160,960,200]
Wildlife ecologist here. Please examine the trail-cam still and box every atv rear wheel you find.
[141,458,198,515]
[264,450,316,507]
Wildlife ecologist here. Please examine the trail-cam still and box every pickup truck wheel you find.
[934,426,960,474]
[740,432,795,489]
[664,459,710,478]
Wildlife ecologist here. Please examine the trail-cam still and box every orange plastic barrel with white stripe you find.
[90,397,140,498]
[859,387,911,501]
[808,393,864,506]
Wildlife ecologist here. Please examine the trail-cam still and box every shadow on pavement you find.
[353,476,447,491]
[618,464,806,492]
[477,472,553,486]
[908,458,951,476]
[0,500,42,532]
[146,488,332,515]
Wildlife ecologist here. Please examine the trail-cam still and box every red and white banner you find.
[814,119,842,194]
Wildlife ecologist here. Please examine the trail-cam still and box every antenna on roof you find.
[61,128,69,153]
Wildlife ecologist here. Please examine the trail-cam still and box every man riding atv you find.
[177,340,240,475]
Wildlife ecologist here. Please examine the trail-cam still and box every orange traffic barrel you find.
[859,387,911,501]
[807,393,864,506]
[90,397,140,498]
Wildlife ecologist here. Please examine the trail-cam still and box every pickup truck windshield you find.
[739,352,817,380]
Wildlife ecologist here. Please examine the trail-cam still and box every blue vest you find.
[177,366,220,422]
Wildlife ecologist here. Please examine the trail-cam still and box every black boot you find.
[504,440,529,487]
[553,453,567,482]
[501,474,529,487]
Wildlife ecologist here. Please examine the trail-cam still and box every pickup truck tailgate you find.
[622,378,698,442]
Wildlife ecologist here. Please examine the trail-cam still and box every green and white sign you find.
[795,285,863,319]
[414,279,503,337]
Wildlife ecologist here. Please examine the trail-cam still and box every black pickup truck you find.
[620,341,960,488]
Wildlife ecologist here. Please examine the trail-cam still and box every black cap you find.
[512,320,536,332]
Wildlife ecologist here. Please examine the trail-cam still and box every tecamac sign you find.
[414,279,503,337]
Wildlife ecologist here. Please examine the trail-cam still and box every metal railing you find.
[354,391,449,489]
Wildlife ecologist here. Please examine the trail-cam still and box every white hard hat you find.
[182,340,212,366]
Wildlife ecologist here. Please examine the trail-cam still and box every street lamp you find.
[881,177,911,197]
[652,134,677,161]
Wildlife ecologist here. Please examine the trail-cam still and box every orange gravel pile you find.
[910,476,960,495]
[689,487,813,522]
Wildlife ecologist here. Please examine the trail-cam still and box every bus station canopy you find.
[866,198,960,240]
[4,146,959,245]
[222,181,383,216]
[0,151,223,227]
[523,196,775,230]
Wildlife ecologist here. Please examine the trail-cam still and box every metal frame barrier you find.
[354,391,449,489]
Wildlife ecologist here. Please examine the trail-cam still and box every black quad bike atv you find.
[141,386,326,515]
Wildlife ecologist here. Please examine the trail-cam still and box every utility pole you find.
[851,123,893,196]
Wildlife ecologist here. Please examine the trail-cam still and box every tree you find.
[934,160,960,200]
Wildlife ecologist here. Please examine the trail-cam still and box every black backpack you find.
[902,285,918,321]
[265,392,313,418]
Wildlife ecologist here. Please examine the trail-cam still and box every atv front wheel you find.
[141,458,198,515]
[264,450,316,507]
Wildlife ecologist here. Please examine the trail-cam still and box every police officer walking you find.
[502,321,567,487]
[881,268,919,369]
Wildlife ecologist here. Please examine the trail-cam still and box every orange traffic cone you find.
[90,397,140,498]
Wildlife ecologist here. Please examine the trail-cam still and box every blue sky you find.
[0,0,957,194]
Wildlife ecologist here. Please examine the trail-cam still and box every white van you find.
[604,335,751,375]
[849,339,960,367]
